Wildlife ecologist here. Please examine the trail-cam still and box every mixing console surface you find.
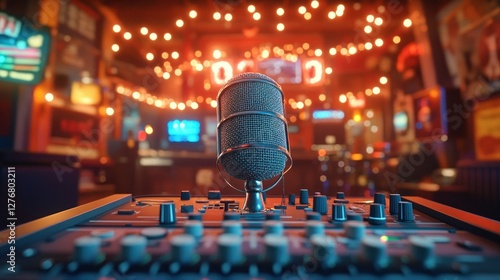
[1,192,499,279]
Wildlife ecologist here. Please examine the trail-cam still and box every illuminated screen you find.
[0,12,51,84]
[167,119,200,143]
[393,111,409,133]
[313,110,345,121]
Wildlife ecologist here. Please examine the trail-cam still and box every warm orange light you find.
[375,38,383,47]
[111,44,119,52]
[366,15,374,22]
[328,11,336,19]
[105,107,114,116]
[123,32,132,40]
[277,23,285,31]
[403,18,412,27]
[253,12,261,20]
[146,53,154,61]
[176,19,184,27]
[298,6,306,14]
[364,25,372,34]
[189,10,197,18]
[149,33,157,41]
[224,13,232,21]
[112,24,121,33]
[393,36,401,44]
[248,5,256,13]
[277,8,284,16]
[213,12,221,20]
[311,0,319,9]
[45,92,54,102]
[380,76,388,84]
[140,27,148,35]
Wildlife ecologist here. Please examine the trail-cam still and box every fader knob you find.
[264,234,289,265]
[121,235,147,264]
[336,192,345,199]
[141,227,167,239]
[331,204,347,222]
[222,220,243,235]
[389,194,401,215]
[217,234,242,264]
[300,189,309,204]
[313,195,328,215]
[74,236,101,264]
[224,212,240,221]
[288,194,296,205]
[368,203,386,225]
[306,212,321,221]
[159,203,176,224]
[362,235,388,268]
[183,220,204,240]
[181,190,191,201]
[373,193,386,207]
[264,220,284,235]
[409,235,436,268]
[343,221,366,240]
[310,235,337,268]
[170,234,196,264]
[305,220,325,237]
[398,202,415,222]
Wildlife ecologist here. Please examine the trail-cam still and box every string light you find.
[108,6,411,114]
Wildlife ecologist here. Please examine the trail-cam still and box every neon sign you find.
[0,12,51,84]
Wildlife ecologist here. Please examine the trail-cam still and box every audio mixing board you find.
[1,191,499,279]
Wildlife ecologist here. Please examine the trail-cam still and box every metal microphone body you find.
[216,72,292,213]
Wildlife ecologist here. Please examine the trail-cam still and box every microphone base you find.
[242,180,266,213]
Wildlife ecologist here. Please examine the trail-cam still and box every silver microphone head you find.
[217,72,291,181]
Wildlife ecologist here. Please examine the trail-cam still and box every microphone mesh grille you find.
[219,73,284,119]
[218,73,288,181]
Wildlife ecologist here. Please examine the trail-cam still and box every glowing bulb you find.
[176,19,184,27]
[164,33,172,41]
[311,0,319,9]
[393,35,401,44]
[403,18,412,27]
[328,11,336,19]
[373,86,381,94]
[364,25,372,33]
[123,32,132,40]
[146,53,154,61]
[149,33,157,40]
[339,94,347,103]
[366,15,374,22]
[171,51,179,59]
[298,6,306,14]
[105,107,114,116]
[329,48,337,55]
[213,49,222,59]
[277,23,285,31]
[375,38,383,47]
[248,5,256,13]
[140,27,148,35]
[213,12,221,20]
[380,76,388,84]
[374,17,383,26]
[277,8,284,16]
[112,24,121,33]
[45,92,54,102]
[189,10,197,18]
[111,44,119,52]
[253,12,261,20]
[224,13,232,21]
[365,42,373,50]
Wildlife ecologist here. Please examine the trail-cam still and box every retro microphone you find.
[216,72,292,213]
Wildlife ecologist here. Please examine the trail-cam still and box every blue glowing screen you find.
[167,119,200,143]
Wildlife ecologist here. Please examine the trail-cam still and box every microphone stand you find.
[242,180,265,213]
